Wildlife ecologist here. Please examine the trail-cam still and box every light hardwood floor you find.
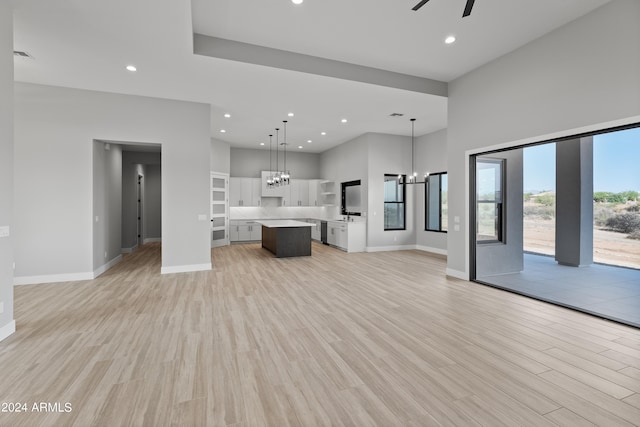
[1,242,639,426]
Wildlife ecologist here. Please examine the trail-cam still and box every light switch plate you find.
[454,225,460,232]
[0,226,9,238]
[198,214,207,221]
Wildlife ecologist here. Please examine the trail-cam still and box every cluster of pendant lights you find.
[266,120,291,188]
[399,118,429,185]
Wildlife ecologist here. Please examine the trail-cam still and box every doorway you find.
[137,174,143,247]
[210,172,229,248]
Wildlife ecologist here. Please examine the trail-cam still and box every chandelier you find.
[399,118,428,185]
[267,121,291,187]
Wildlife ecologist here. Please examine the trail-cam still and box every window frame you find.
[475,158,506,244]
[425,172,448,233]
[384,174,406,231]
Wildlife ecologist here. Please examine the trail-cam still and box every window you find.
[384,175,405,230]
[341,180,362,216]
[476,158,505,243]
[425,172,448,232]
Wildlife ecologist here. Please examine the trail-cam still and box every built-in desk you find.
[255,220,314,258]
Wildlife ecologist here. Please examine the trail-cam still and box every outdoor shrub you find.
[524,205,555,220]
[628,230,640,240]
[535,193,556,207]
[605,213,640,234]
[594,206,614,227]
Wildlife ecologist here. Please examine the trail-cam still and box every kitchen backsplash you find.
[230,204,339,220]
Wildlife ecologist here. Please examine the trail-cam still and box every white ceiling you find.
[13,0,611,153]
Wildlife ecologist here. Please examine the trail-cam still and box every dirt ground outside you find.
[524,219,640,270]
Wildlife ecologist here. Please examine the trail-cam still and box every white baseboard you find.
[14,271,94,286]
[143,238,162,244]
[161,263,212,275]
[366,245,416,253]
[415,245,447,256]
[93,255,122,278]
[121,244,138,254]
[0,320,16,342]
[446,268,469,281]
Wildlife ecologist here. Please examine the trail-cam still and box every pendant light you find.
[273,127,281,186]
[281,120,290,185]
[400,118,427,185]
[266,134,274,187]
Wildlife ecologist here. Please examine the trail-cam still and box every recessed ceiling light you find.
[224,113,231,118]
[288,112,295,117]
[260,142,265,146]
[307,140,312,143]
[220,129,226,133]
[126,65,137,72]
[321,132,326,136]
[341,119,348,123]
[291,0,303,4]
[445,35,456,44]
[298,146,303,149]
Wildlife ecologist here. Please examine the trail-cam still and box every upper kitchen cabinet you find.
[287,179,310,206]
[309,179,321,207]
[229,177,262,207]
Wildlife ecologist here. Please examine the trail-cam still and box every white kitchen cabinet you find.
[230,177,261,207]
[306,219,321,241]
[230,220,262,242]
[288,179,310,206]
[327,220,366,252]
[308,180,321,207]
[327,223,339,246]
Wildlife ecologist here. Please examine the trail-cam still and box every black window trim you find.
[384,174,406,231]
[476,158,505,245]
[425,171,448,233]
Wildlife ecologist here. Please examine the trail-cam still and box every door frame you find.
[210,172,230,248]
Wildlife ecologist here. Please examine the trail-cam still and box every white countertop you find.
[255,220,315,228]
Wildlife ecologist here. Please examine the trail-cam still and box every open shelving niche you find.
[319,180,337,206]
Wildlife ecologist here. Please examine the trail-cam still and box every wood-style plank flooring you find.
[1,242,639,426]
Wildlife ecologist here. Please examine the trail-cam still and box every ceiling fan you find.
[412,0,476,17]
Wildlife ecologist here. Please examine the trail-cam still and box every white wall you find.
[210,137,230,174]
[446,0,640,278]
[0,1,15,340]
[14,83,212,281]
[320,132,416,250]
[320,133,369,220]
[366,133,414,250]
[231,147,321,179]
[415,130,448,254]
[92,141,122,273]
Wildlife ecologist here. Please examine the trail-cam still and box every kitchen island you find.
[255,220,314,258]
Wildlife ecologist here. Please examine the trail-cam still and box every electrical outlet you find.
[0,226,9,238]
[0,302,4,314]
[454,225,460,232]
[104,251,108,259]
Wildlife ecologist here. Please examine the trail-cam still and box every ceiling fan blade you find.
[412,0,431,11]
[462,0,476,17]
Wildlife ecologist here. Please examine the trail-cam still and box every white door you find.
[210,172,229,248]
